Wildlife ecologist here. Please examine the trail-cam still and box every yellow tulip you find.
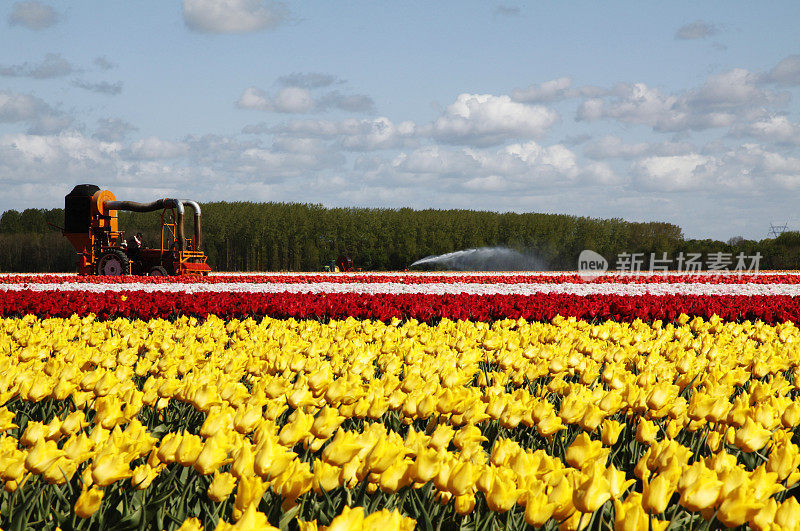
[642,474,673,515]
[175,433,204,466]
[635,419,659,445]
[453,493,477,516]
[734,417,772,453]
[378,459,412,493]
[24,439,64,475]
[321,430,364,466]
[775,497,800,530]
[193,435,231,475]
[410,446,442,483]
[362,508,416,530]
[200,406,235,438]
[614,492,668,531]
[176,517,204,531]
[523,481,556,526]
[208,471,237,502]
[565,433,608,469]
[232,476,267,521]
[74,485,104,519]
[678,466,721,512]
[326,506,365,531]
[572,463,611,513]
[604,464,635,500]
[310,407,344,440]
[130,464,160,490]
[601,420,624,446]
[766,439,800,480]
[485,469,521,512]
[91,452,133,486]
[278,409,315,447]
[312,460,341,494]
[717,484,763,528]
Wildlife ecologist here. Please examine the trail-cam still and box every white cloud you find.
[237,85,374,114]
[72,79,123,95]
[675,20,717,40]
[183,0,288,33]
[430,93,559,146]
[633,154,716,191]
[0,90,72,133]
[766,54,800,86]
[631,144,800,193]
[272,87,315,113]
[94,118,137,142]
[129,137,189,159]
[237,86,313,113]
[512,77,572,103]
[0,53,75,78]
[584,135,694,160]
[576,75,780,133]
[684,68,780,110]
[731,115,800,146]
[7,1,58,30]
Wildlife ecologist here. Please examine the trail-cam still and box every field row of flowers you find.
[4,290,800,324]
[2,272,800,529]
[2,312,800,529]
[4,271,800,285]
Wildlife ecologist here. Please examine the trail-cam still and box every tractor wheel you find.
[96,250,130,276]
[148,266,169,277]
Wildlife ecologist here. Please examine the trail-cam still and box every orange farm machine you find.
[63,184,211,276]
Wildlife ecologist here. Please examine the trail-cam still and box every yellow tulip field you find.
[1,273,800,529]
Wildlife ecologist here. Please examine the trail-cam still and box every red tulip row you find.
[2,289,799,323]
[2,271,800,285]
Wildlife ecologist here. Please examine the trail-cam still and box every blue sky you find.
[1,1,799,240]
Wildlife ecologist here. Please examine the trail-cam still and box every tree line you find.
[0,203,796,272]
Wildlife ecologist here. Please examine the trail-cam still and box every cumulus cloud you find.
[249,117,417,150]
[94,118,137,142]
[584,135,694,160]
[0,53,75,79]
[0,90,71,134]
[631,144,800,193]
[765,54,800,86]
[512,77,573,103]
[277,72,339,89]
[494,6,520,17]
[237,86,374,114]
[7,1,58,30]
[72,79,123,95]
[237,86,314,113]
[183,0,288,33]
[675,20,717,40]
[93,56,116,71]
[731,115,800,146]
[429,93,559,146]
[129,137,189,160]
[576,72,781,133]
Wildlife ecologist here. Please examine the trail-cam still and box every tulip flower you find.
[453,493,477,516]
[25,439,64,475]
[74,485,104,519]
[734,417,773,453]
[208,471,237,502]
[175,433,204,466]
[717,484,763,527]
[485,469,522,512]
[130,464,160,490]
[642,473,673,515]
[379,458,412,493]
[565,433,608,469]
[232,476,267,521]
[572,463,611,513]
[322,430,364,466]
[310,407,345,440]
[91,452,133,486]
[523,481,556,526]
[775,497,800,530]
[194,434,231,475]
